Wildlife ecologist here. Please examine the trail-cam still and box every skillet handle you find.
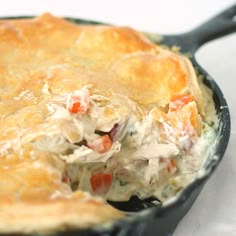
[162,4,236,54]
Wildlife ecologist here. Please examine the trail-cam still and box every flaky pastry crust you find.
[0,13,205,233]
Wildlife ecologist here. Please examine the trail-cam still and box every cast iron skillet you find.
[3,4,235,236]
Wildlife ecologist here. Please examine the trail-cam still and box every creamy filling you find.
[30,86,217,202]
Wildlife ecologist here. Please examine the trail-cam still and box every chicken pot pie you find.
[0,13,217,234]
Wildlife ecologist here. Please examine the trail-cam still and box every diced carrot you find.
[160,158,177,175]
[87,134,113,153]
[169,94,194,112]
[90,173,112,194]
[167,159,176,174]
[67,89,90,114]
[69,101,82,113]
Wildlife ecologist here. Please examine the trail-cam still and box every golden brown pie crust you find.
[0,13,204,233]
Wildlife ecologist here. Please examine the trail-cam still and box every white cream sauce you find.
[25,86,217,203]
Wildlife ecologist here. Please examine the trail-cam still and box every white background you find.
[1,0,235,235]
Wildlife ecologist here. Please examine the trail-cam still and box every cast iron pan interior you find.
[2,4,235,236]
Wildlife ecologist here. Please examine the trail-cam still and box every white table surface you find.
[1,0,235,235]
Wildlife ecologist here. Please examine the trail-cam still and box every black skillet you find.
[3,4,235,236]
